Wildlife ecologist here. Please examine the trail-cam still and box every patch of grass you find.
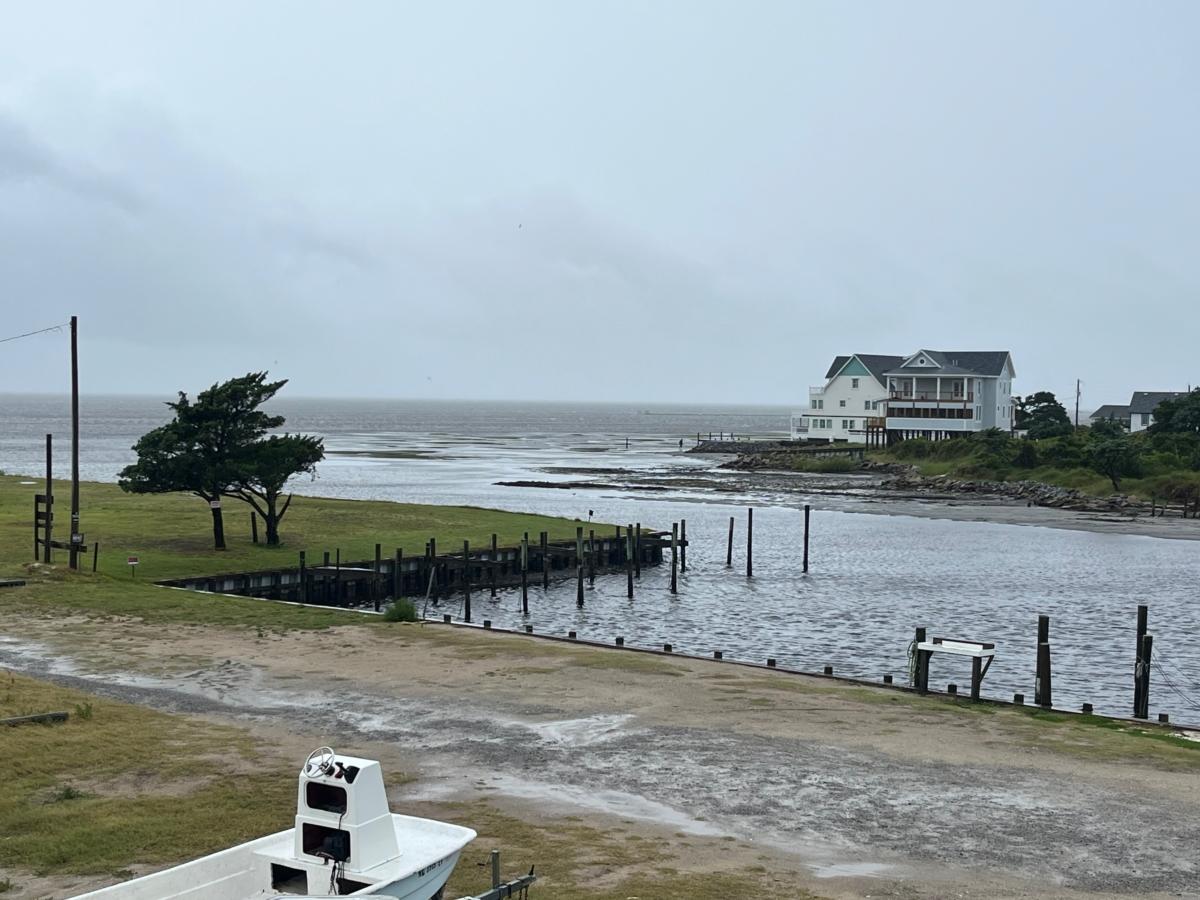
[382,598,418,622]
[0,673,295,876]
[0,475,609,582]
[1013,708,1200,768]
[562,650,687,676]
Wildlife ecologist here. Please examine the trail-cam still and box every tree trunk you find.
[265,512,280,546]
[210,501,226,550]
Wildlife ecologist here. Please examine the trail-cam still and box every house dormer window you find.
[851,378,859,388]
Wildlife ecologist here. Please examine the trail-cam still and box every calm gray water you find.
[2,393,1198,723]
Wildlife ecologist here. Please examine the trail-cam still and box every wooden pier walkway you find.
[159,528,677,609]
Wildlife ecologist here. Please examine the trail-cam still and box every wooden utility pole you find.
[44,434,52,563]
[1075,378,1081,430]
[69,315,81,570]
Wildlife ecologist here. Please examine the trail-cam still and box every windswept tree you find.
[1090,436,1141,493]
[231,434,324,545]
[1015,391,1072,439]
[119,373,323,549]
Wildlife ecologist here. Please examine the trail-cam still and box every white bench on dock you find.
[914,636,995,700]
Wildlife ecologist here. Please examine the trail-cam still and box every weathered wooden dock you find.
[158,528,677,609]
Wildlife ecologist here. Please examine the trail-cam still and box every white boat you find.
[71,748,476,900]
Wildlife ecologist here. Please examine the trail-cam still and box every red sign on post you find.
[127,556,139,565]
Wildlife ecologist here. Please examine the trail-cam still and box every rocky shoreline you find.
[721,449,1148,515]
[877,468,1143,513]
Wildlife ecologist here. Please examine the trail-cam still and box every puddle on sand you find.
[810,862,894,879]
[527,713,636,746]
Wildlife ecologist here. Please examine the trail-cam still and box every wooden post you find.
[521,532,529,615]
[490,533,498,597]
[1136,634,1153,719]
[393,548,403,598]
[462,540,471,623]
[428,538,438,606]
[626,524,634,599]
[746,507,753,578]
[373,543,382,611]
[680,518,687,572]
[92,541,99,573]
[588,528,596,587]
[69,315,80,570]
[802,504,811,574]
[251,512,259,544]
[670,523,678,594]
[726,516,734,567]
[634,523,641,579]
[540,531,549,590]
[1035,614,1052,708]
[576,527,584,607]
[914,626,929,694]
[970,656,982,701]
[43,433,52,564]
[299,551,307,603]
[1134,604,1148,717]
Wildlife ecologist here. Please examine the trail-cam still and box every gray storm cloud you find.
[1,1,1197,405]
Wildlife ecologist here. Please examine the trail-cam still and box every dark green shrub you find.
[383,599,417,622]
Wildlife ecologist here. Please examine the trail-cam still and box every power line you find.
[0,322,69,345]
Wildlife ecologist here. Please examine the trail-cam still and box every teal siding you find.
[837,357,871,377]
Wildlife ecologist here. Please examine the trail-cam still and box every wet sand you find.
[2,614,1198,899]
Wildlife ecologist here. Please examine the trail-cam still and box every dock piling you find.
[576,526,584,607]
[540,532,549,590]
[680,518,687,572]
[802,504,811,574]
[670,523,678,595]
[1134,604,1148,718]
[726,516,734,567]
[462,540,471,623]
[521,532,529,615]
[1035,615,1052,708]
[626,524,634,599]
[588,528,596,587]
[746,507,753,578]
[490,533,498,598]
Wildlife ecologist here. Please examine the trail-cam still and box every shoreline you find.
[3,618,1199,899]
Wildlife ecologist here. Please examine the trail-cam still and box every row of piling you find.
[912,604,1174,722]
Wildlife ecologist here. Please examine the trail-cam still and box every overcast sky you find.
[1,1,1197,407]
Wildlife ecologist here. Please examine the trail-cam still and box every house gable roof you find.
[825,353,905,386]
[1129,391,1186,414]
[885,350,1013,378]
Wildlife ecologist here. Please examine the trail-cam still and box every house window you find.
[851,378,859,388]
[864,400,871,410]
[850,420,856,430]
[975,406,982,420]
[839,400,846,408]
[842,420,849,429]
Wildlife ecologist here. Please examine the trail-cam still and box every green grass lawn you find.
[0,672,298,878]
[0,474,613,628]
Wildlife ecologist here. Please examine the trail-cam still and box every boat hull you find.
[70,816,474,900]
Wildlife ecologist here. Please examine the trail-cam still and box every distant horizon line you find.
[0,391,794,410]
